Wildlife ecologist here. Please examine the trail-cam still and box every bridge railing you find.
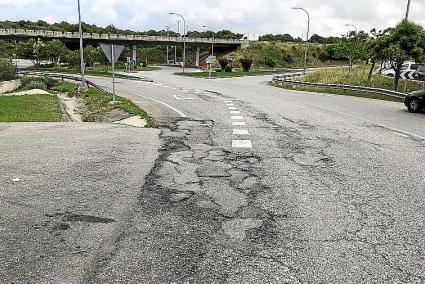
[0,29,244,44]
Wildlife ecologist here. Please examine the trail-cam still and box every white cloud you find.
[0,0,423,36]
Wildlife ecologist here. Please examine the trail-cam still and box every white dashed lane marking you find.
[232,140,253,148]
[230,111,241,114]
[228,107,237,110]
[231,116,244,120]
[233,129,249,135]
[232,122,246,126]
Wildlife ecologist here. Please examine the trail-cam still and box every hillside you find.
[235,42,345,69]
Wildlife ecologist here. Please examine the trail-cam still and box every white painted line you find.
[233,129,249,135]
[103,85,187,118]
[232,140,252,148]
[232,122,246,126]
[173,94,196,100]
[224,101,233,103]
[226,103,235,106]
[228,107,237,110]
[230,111,241,114]
[231,116,244,120]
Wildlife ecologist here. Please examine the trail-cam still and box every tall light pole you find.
[166,26,170,65]
[345,24,358,34]
[77,0,85,85]
[203,25,215,78]
[169,12,186,72]
[293,7,310,75]
[202,25,214,56]
[405,0,411,20]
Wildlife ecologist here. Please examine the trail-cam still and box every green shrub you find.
[20,77,58,91]
[218,57,229,71]
[23,81,48,90]
[224,65,233,72]
[54,81,77,96]
[0,60,16,81]
[239,58,253,72]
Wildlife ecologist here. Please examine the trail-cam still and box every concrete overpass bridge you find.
[0,29,246,66]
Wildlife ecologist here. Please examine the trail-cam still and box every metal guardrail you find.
[18,70,109,95]
[272,73,406,99]
[0,29,245,45]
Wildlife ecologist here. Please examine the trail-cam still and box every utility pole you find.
[77,0,85,85]
[405,0,411,20]
[292,7,310,75]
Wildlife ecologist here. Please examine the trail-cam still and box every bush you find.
[54,81,77,96]
[239,58,253,72]
[218,57,229,71]
[20,77,58,90]
[23,81,48,90]
[215,69,222,73]
[263,57,276,68]
[0,60,16,82]
[224,65,233,72]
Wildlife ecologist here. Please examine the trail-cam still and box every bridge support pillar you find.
[193,47,200,68]
[131,45,137,65]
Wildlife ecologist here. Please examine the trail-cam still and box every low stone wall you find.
[0,80,20,94]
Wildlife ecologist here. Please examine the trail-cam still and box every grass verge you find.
[0,94,65,122]
[272,65,425,102]
[273,83,404,103]
[79,87,153,127]
[28,66,159,79]
[176,70,290,78]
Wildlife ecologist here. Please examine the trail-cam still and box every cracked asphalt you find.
[1,67,425,283]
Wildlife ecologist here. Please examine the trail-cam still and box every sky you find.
[0,0,424,37]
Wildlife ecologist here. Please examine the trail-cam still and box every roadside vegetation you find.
[0,59,16,81]
[0,77,152,125]
[0,94,64,122]
[76,87,152,126]
[273,65,425,102]
[176,70,288,78]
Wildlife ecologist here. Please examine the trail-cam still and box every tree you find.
[365,28,390,81]
[84,45,104,67]
[334,31,368,72]
[383,20,425,90]
[44,40,66,67]
[16,39,46,67]
[64,50,80,68]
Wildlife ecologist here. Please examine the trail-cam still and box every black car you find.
[404,90,425,113]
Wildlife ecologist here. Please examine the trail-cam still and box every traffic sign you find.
[400,71,416,80]
[100,44,124,64]
[206,56,216,64]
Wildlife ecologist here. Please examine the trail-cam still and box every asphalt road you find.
[90,68,424,283]
[0,123,161,283]
[1,67,424,283]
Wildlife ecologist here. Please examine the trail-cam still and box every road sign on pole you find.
[100,44,124,102]
[400,71,416,80]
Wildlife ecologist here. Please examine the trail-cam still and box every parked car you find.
[415,65,425,81]
[404,90,425,113]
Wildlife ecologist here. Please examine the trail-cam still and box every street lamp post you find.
[169,12,186,72]
[405,0,411,20]
[77,0,85,85]
[203,25,215,78]
[293,7,310,75]
[345,24,358,34]
[166,26,170,65]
